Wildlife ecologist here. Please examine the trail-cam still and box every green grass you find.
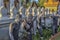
[55,35,60,40]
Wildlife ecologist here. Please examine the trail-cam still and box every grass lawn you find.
[55,35,60,40]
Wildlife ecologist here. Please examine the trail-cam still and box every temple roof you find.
[44,0,59,7]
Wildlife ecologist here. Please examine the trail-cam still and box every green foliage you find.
[38,0,45,7]
[26,2,31,8]
[33,26,60,40]
[58,26,60,32]
[33,29,52,40]
[21,0,24,3]
[21,0,31,8]
[43,29,52,40]
[21,0,45,7]
[33,32,40,40]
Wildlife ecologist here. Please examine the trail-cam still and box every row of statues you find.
[0,0,60,40]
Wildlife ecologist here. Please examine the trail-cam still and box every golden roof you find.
[44,0,59,7]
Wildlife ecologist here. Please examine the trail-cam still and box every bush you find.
[33,26,60,40]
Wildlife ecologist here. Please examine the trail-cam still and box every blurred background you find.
[0,0,60,40]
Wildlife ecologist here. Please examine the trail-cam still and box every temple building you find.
[44,0,60,11]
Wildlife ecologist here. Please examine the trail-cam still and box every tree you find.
[21,0,31,8]
[38,0,45,7]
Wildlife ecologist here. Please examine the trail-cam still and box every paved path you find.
[0,16,15,40]
[0,24,10,40]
